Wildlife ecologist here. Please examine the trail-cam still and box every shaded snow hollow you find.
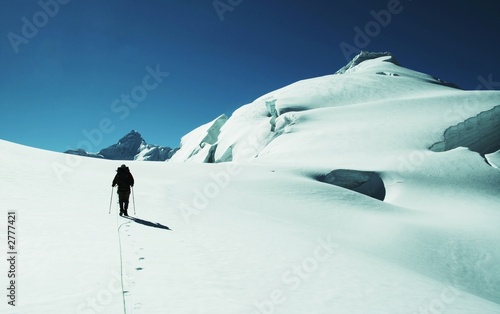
[317,170,386,201]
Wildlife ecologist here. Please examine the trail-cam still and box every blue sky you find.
[1,0,499,152]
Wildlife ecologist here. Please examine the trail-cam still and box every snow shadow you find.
[316,169,386,201]
[125,216,171,230]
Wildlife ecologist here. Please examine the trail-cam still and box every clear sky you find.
[1,0,499,152]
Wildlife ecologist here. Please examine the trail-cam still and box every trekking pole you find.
[132,186,136,215]
[109,186,114,214]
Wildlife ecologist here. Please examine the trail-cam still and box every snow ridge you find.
[172,51,475,166]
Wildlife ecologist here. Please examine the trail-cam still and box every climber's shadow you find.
[126,216,171,230]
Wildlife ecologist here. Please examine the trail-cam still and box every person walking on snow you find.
[112,164,135,216]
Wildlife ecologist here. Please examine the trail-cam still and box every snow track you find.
[116,218,130,313]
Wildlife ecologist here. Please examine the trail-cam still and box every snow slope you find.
[1,139,500,314]
[2,52,500,313]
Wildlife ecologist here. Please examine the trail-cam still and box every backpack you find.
[116,167,130,188]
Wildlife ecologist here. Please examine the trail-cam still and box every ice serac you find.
[334,51,398,74]
[64,130,174,161]
[430,105,500,156]
[169,114,227,163]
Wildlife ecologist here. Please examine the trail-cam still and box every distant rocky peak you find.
[64,130,175,161]
[117,130,146,148]
[98,130,146,160]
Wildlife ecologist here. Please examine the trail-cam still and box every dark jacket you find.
[112,166,135,191]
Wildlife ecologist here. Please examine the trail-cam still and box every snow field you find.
[1,137,500,313]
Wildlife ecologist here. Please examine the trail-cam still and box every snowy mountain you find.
[65,130,176,161]
[170,51,499,166]
[1,51,500,313]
